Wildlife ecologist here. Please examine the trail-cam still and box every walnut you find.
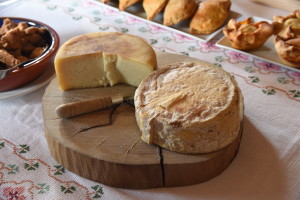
[0,18,47,69]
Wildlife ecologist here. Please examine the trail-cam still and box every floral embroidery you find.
[83,0,98,7]
[2,186,26,200]
[127,16,142,23]
[150,25,166,32]
[106,8,119,15]
[257,61,282,72]
[200,41,220,50]
[228,51,250,61]
[289,71,300,82]
[173,33,193,41]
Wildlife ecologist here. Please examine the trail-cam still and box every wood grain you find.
[42,51,243,189]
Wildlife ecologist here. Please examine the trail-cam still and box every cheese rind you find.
[55,32,157,90]
[135,62,244,154]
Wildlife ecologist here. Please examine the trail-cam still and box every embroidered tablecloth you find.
[0,0,299,199]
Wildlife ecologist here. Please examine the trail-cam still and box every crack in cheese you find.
[135,62,244,154]
[55,32,157,90]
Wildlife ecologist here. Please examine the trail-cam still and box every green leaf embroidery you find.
[60,185,76,194]
[94,17,101,22]
[188,46,196,52]
[262,88,276,95]
[180,52,189,56]
[115,19,123,24]
[91,185,104,198]
[24,162,39,170]
[162,37,171,42]
[47,5,57,10]
[68,7,75,12]
[289,90,296,93]
[213,63,222,68]
[289,90,300,98]
[215,56,224,62]
[93,10,101,15]
[277,77,288,84]
[19,144,30,154]
[248,76,260,83]
[138,27,147,32]
[120,28,128,33]
[7,164,19,174]
[99,26,109,31]
[37,183,50,194]
[72,16,82,20]
[0,142,4,149]
[294,91,300,98]
[149,39,158,45]
[244,66,255,73]
[54,165,66,175]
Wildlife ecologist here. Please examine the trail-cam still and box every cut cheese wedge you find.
[135,62,244,154]
[54,32,157,90]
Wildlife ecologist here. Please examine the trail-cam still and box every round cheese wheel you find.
[134,62,244,154]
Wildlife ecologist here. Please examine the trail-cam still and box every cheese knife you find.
[55,95,134,118]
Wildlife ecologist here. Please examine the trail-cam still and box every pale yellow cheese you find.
[54,32,157,90]
[135,62,244,154]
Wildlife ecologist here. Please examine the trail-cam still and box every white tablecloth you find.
[0,0,299,199]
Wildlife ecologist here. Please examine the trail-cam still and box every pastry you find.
[273,10,300,68]
[190,0,231,35]
[163,0,198,26]
[135,62,244,154]
[55,32,157,90]
[223,18,274,50]
[143,0,168,20]
[119,0,141,11]
[273,10,300,35]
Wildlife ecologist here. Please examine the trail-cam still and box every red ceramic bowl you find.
[0,17,59,91]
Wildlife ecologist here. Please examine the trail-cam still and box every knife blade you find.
[55,95,134,118]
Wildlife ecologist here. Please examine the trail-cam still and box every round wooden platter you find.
[42,52,243,189]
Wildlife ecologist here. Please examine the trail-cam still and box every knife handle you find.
[55,96,123,118]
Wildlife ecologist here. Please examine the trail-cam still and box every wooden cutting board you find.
[42,52,243,189]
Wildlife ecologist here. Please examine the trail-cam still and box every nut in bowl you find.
[0,17,59,91]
